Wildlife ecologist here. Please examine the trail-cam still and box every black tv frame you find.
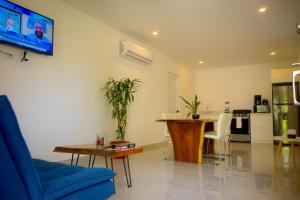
[0,0,54,56]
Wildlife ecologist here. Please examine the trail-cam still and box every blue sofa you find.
[0,95,115,200]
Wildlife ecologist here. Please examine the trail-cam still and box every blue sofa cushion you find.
[33,159,116,200]
[0,95,116,199]
[59,181,115,200]
[0,129,31,200]
[0,95,42,200]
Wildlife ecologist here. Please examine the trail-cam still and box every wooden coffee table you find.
[54,144,143,187]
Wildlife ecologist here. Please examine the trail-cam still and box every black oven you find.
[230,110,251,142]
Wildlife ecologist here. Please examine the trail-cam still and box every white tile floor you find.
[76,143,300,200]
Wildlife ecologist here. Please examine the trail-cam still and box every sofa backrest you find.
[0,129,31,200]
[0,95,42,200]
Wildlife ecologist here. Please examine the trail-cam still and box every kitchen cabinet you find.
[250,113,273,143]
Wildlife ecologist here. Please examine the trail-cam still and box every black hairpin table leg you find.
[110,157,116,194]
[75,153,80,166]
[105,156,108,168]
[121,156,132,187]
[70,153,74,165]
[88,155,92,168]
[110,157,115,184]
[91,155,96,168]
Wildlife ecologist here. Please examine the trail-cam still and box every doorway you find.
[168,73,179,113]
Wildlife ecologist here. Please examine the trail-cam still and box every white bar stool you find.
[273,136,300,169]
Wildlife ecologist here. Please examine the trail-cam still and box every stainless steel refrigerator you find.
[272,83,300,137]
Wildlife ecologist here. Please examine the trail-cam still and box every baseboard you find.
[59,154,91,164]
[251,140,273,144]
[140,142,165,151]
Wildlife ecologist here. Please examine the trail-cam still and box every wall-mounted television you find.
[0,0,54,55]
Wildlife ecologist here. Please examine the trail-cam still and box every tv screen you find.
[0,0,53,55]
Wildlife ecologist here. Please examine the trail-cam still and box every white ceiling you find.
[63,0,300,68]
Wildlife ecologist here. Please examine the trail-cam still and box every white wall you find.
[0,0,195,161]
[271,67,300,83]
[195,63,290,112]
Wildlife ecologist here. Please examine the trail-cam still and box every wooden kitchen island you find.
[157,119,212,164]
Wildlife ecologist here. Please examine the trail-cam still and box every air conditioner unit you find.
[120,40,153,64]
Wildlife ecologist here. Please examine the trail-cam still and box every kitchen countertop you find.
[251,112,272,115]
[199,111,222,115]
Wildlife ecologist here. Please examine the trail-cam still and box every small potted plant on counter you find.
[180,95,201,119]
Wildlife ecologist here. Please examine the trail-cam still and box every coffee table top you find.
[54,143,143,157]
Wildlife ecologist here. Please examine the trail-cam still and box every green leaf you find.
[103,77,142,141]
[187,112,191,119]
[179,96,193,107]
[180,95,201,115]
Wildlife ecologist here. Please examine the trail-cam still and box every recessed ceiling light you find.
[198,61,204,64]
[258,7,267,13]
[152,31,159,36]
[270,51,276,55]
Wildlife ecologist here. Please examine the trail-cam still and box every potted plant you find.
[104,78,141,142]
[179,95,201,119]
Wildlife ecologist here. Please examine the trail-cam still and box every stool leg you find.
[226,136,231,156]
[228,140,231,155]
[217,140,222,161]
[223,139,227,156]
[274,141,282,169]
[163,140,167,160]
[291,142,296,168]
[206,138,210,154]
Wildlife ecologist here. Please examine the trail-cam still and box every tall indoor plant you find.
[180,95,201,119]
[104,78,141,141]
